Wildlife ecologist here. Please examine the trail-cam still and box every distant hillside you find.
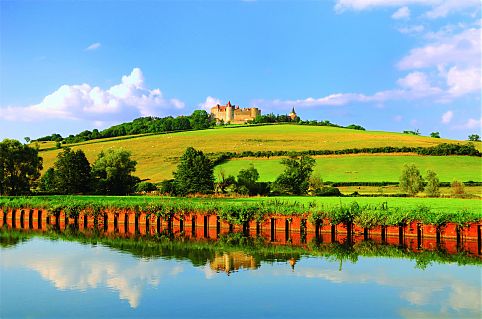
[36,124,480,183]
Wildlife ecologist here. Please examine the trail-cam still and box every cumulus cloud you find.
[334,0,480,18]
[441,110,453,124]
[446,66,481,96]
[0,68,185,122]
[198,96,222,111]
[392,6,410,19]
[85,42,101,51]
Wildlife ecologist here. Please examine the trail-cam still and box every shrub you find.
[135,181,158,193]
[313,186,342,197]
[451,180,465,196]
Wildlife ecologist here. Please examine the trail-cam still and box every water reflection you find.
[1,226,481,318]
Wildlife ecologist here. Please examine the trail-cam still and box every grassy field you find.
[35,124,480,182]
[215,154,482,182]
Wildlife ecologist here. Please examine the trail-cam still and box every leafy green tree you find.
[173,147,214,195]
[53,148,92,194]
[135,181,158,193]
[91,149,138,195]
[216,169,236,194]
[399,164,424,196]
[0,139,43,195]
[272,155,315,195]
[424,170,440,197]
[430,132,440,138]
[236,165,260,195]
[39,168,57,192]
[468,134,481,142]
[190,110,212,130]
[24,137,31,144]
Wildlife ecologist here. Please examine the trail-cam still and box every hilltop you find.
[36,124,481,183]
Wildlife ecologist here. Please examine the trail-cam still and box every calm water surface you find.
[0,233,480,318]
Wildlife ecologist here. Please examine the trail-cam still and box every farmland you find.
[35,124,481,183]
[215,154,482,182]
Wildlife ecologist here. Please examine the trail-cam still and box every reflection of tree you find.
[0,229,30,248]
[1,228,480,269]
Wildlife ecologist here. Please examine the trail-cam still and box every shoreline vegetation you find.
[1,196,480,227]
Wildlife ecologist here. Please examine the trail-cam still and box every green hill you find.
[37,124,481,183]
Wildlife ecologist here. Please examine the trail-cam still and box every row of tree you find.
[40,148,139,195]
[168,147,320,196]
[36,110,214,144]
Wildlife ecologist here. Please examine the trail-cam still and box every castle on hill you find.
[210,101,261,124]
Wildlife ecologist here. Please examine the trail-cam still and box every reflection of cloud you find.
[271,263,481,314]
[1,242,184,308]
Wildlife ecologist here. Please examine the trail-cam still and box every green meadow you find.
[215,155,482,182]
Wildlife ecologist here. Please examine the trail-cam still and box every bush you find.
[451,180,465,196]
[135,181,158,193]
[159,179,177,195]
[313,186,342,197]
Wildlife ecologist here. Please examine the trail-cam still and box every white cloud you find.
[0,68,185,122]
[392,6,410,19]
[198,96,222,111]
[457,117,482,129]
[446,66,481,96]
[334,0,480,19]
[255,71,441,108]
[397,28,480,70]
[441,110,453,123]
[85,42,101,51]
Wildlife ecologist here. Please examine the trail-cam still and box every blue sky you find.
[0,0,480,141]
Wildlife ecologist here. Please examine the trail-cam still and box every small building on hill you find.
[210,101,261,124]
[289,107,297,120]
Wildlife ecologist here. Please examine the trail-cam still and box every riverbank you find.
[0,195,480,227]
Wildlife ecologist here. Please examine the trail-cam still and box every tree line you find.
[208,143,480,167]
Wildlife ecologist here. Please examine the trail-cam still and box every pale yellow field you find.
[37,124,480,182]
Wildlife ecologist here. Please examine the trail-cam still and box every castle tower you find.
[289,107,297,120]
[250,107,259,118]
[225,101,234,123]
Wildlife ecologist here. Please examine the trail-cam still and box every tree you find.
[24,137,31,144]
[53,148,92,194]
[424,170,440,197]
[39,168,57,192]
[399,164,424,196]
[190,110,212,130]
[0,139,43,195]
[216,169,236,194]
[91,149,138,195]
[468,134,481,142]
[272,155,315,195]
[236,164,260,195]
[173,147,214,195]
[430,132,440,138]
